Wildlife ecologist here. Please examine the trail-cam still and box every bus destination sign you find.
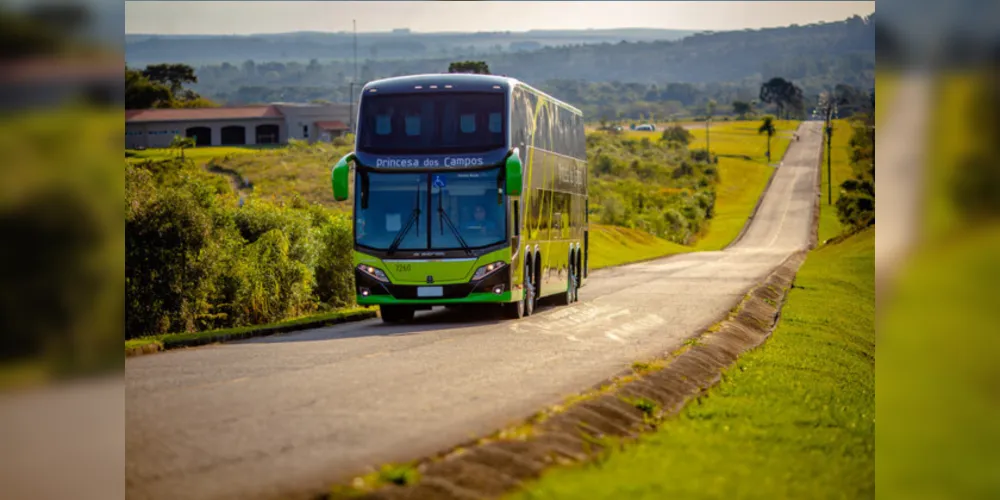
[355,150,509,169]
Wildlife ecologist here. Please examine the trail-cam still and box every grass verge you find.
[875,71,898,127]
[125,145,284,165]
[687,119,797,164]
[818,118,856,243]
[508,228,874,500]
[588,120,803,263]
[877,71,1000,499]
[693,157,773,250]
[588,224,691,269]
[125,307,377,357]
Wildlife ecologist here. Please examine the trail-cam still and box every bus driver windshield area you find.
[355,169,507,254]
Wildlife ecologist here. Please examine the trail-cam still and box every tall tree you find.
[732,100,752,119]
[448,61,491,74]
[758,116,777,162]
[142,63,198,96]
[125,68,173,109]
[760,77,803,119]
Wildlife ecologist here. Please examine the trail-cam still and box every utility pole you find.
[349,19,358,135]
[705,100,715,162]
[705,117,711,158]
[822,95,837,205]
[353,19,358,87]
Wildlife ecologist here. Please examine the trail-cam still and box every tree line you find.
[176,14,872,113]
[126,63,218,109]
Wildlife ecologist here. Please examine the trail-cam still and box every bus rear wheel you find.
[380,304,414,323]
[556,256,579,306]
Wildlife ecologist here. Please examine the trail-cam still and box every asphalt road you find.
[874,72,931,306]
[125,121,823,500]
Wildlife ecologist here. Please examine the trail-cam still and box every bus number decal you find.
[395,263,412,273]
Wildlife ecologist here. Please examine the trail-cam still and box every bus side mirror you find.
[332,152,355,201]
[505,149,523,196]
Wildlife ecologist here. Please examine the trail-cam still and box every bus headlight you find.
[357,264,389,282]
[472,261,506,281]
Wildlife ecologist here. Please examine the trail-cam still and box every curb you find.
[331,252,809,500]
[125,309,378,358]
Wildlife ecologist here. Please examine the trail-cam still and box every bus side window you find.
[513,200,520,236]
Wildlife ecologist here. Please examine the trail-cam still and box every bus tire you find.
[380,304,414,323]
[505,260,533,319]
[570,252,581,303]
[503,297,524,319]
[556,255,578,306]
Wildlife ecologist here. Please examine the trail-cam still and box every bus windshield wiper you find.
[386,208,420,256]
[436,188,472,256]
[387,181,422,256]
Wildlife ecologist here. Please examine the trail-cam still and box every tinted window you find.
[358,92,506,154]
[355,172,427,251]
[430,169,507,250]
[355,168,507,251]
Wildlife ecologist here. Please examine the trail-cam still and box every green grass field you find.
[925,73,979,241]
[221,143,352,207]
[589,224,692,269]
[692,157,773,251]
[877,224,1000,500]
[622,119,798,164]
[875,72,1000,499]
[509,227,875,500]
[620,120,799,250]
[125,145,285,165]
[875,71,898,127]
[687,119,798,164]
[818,119,856,242]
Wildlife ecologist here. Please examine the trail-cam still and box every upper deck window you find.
[358,92,506,155]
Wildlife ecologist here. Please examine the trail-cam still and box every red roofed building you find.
[125,102,353,149]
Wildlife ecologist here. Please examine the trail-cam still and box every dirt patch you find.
[206,159,254,204]
[325,251,810,500]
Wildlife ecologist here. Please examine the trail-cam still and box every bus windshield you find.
[357,92,507,155]
[356,168,507,251]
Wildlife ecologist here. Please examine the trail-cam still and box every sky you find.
[125,1,875,35]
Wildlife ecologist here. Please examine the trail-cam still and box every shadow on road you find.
[231,301,567,346]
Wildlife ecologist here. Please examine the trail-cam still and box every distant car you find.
[635,124,655,131]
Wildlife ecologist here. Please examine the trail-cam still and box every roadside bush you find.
[125,179,218,336]
[587,131,718,244]
[314,211,356,308]
[125,159,356,339]
[1,108,124,376]
[661,125,694,146]
[836,117,876,231]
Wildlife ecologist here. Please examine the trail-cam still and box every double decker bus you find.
[332,74,588,323]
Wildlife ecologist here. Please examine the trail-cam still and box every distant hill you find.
[124,28,699,66]
[174,14,873,111]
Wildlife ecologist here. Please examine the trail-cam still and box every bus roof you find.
[362,73,582,115]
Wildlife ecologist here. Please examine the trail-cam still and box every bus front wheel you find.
[504,262,534,319]
[380,304,414,323]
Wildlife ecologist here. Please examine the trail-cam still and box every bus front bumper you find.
[355,268,515,305]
